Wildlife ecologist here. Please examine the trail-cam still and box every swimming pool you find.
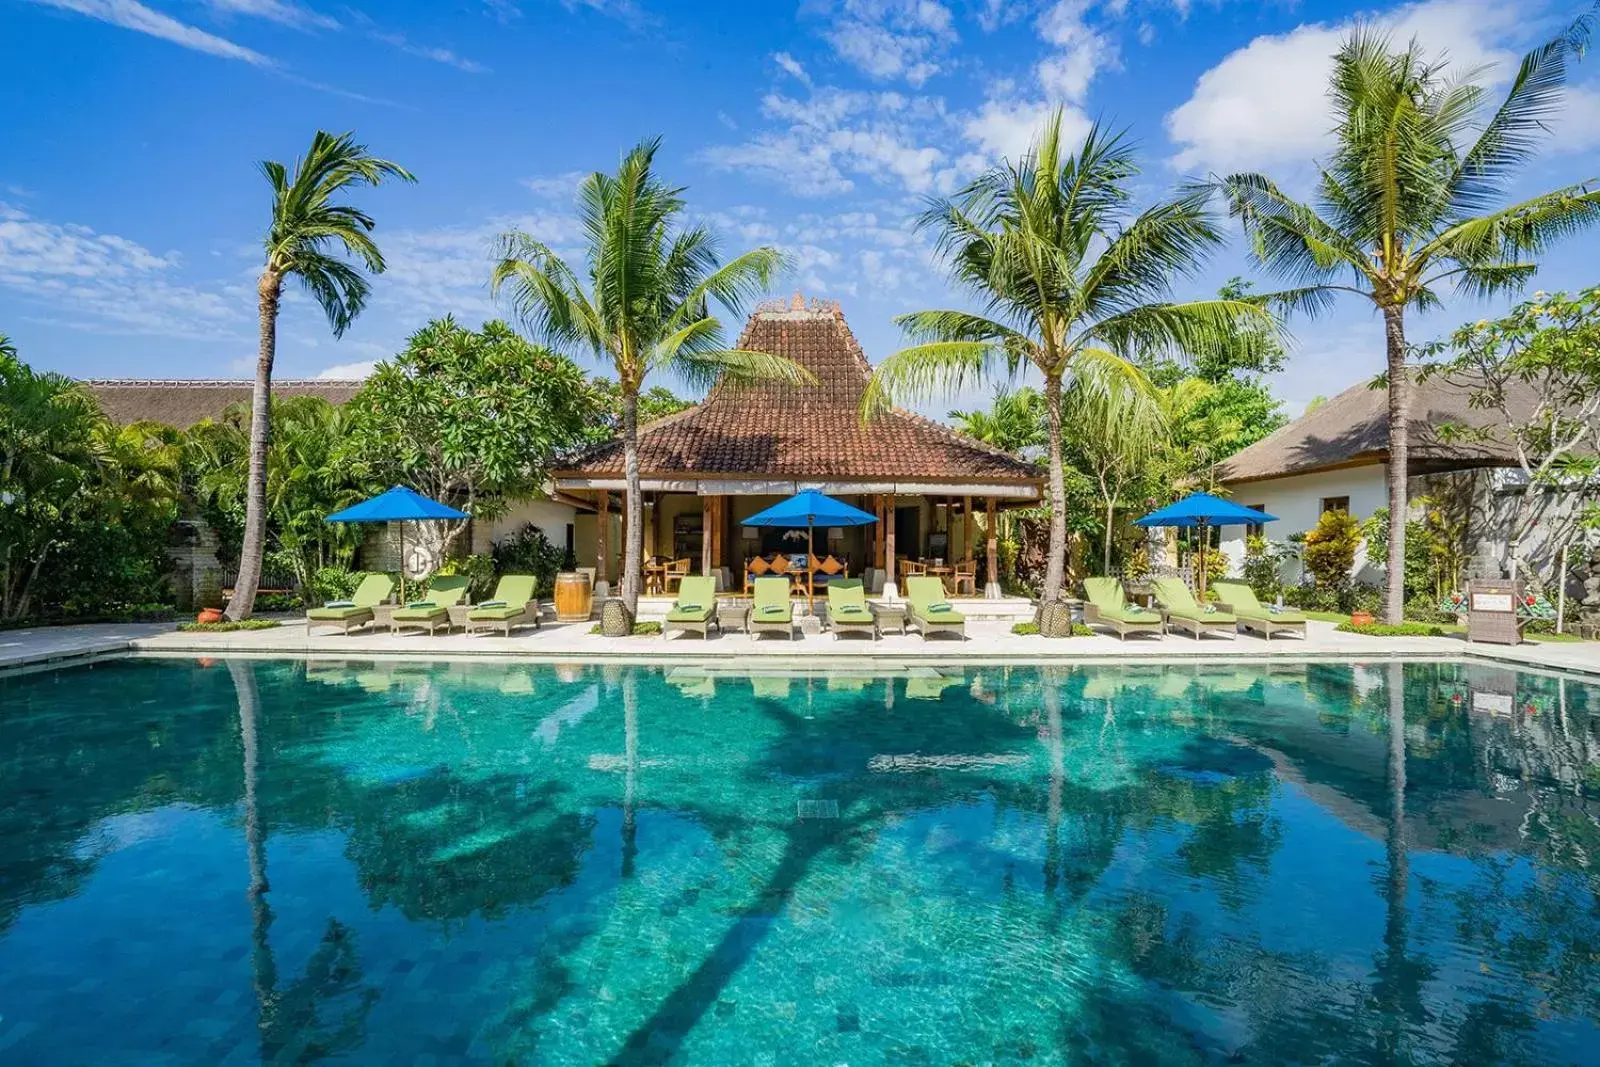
[1,657,1597,1064]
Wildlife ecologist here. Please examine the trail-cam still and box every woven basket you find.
[600,597,635,638]
[1037,598,1075,638]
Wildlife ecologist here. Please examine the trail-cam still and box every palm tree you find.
[948,385,1049,458]
[492,138,806,618]
[1212,21,1600,623]
[866,110,1266,608]
[228,131,413,622]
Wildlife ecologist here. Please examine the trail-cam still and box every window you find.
[1320,496,1350,516]
[1246,505,1266,540]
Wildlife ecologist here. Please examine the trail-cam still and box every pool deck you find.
[2,615,1595,677]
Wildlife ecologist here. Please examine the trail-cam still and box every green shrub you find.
[309,566,363,603]
[1242,535,1284,600]
[436,553,497,599]
[493,524,565,591]
[254,592,303,612]
[1403,594,1453,624]
[177,619,282,632]
[1303,509,1362,593]
[1335,621,1450,637]
[589,621,662,636]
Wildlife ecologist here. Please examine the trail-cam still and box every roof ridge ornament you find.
[754,294,842,318]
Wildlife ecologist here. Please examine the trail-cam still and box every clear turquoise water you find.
[1,658,1598,1065]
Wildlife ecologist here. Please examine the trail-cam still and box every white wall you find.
[475,499,579,558]
[1219,464,1390,582]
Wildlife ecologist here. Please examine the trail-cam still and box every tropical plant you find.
[492,137,805,616]
[231,131,414,621]
[1303,509,1363,594]
[1065,369,1166,573]
[949,386,1049,459]
[1242,535,1286,600]
[864,111,1269,607]
[491,523,567,593]
[1212,19,1600,622]
[344,317,602,568]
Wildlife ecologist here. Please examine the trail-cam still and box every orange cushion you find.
[748,556,770,576]
[820,556,844,575]
[768,556,789,574]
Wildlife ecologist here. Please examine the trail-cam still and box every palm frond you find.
[861,341,1008,421]
[672,347,815,393]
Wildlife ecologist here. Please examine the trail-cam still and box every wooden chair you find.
[663,558,691,594]
[950,559,978,597]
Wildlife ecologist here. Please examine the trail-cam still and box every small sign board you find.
[1466,579,1522,646]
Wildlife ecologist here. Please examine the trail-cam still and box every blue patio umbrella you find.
[741,489,877,607]
[326,486,468,603]
[1133,492,1276,595]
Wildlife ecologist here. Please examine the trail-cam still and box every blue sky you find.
[3,0,1598,417]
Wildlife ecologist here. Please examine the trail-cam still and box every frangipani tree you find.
[865,111,1269,608]
[1212,20,1600,623]
[230,131,413,621]
[492,138,809,617]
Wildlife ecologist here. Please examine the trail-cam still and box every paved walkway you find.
[2,615,1595,677]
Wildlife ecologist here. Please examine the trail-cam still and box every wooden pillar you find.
[596,490,610,584]
[885,495,897,584]
[986,497,999,591]
[643,496,656,560]
[701,495,714,575]
[964,494,975,562]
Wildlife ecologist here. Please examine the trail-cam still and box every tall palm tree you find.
[492,138,806,617]
[228,131,413,621]
[1212,21,1600,623]
[865,111,1266,608]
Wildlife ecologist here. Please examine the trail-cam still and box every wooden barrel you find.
[553,572,594,623]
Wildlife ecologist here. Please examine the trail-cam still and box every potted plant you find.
[196,571,225,625]
[1349,609,1375,627]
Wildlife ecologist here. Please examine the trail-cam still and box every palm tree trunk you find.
[1102,494,1116,576]
[1042,371,1067,604]
[1381,305,1409,625]
[228,270,281,622]
[620,386,643,616]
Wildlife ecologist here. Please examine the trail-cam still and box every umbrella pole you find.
[807,521,815,612]
[398,522,406,605]
[1198,520,1209,599]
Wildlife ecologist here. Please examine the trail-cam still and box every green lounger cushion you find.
[467,575,539,622]
[1153,578,1236,623]
[393,604,447,621]
[1212,582,1306,623]
[751,577,793,621]
[667,605,714,622]
[907,577,965,623]
[666,577,717,623]
[468,604,525,621]
[307,604,371,620]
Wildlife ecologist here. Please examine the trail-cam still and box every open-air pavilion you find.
[552,296,1045,609]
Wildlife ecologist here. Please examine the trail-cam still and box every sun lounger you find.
[827,578,876,640]
[1211,581,1307,640]
[465,574,541,636]
[1081,578,1163,640]
[906,576,965,640]
[664,576,717,639]
[305,573,395,635]
[1151,577,1236,640]
[749,576,795,640]
[390,574,470,635]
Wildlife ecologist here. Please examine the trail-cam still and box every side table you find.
[716,598,752,635]
[870,601,907,635]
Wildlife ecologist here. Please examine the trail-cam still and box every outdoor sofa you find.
[305,573,395,635]
[1212,581,1307,640]
[1081,577,1163,640]
[465,574,541,637]
[1152,577,1237,640]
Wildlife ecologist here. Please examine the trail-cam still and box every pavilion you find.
[553,296,1044,599]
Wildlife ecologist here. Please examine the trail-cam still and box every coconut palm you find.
[949,386,1050,459]
[1212,22,1600,622]
[492,137,806,617]
[865,111,1267,607]
[229,131,413,621]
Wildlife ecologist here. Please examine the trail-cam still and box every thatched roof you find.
[555,297,1042,493]
[83,379,364,429]
[1215,373,1535,485]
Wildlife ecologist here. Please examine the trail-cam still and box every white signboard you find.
[1472,593,1514,613]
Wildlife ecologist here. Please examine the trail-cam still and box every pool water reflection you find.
[1,658,1598,1064]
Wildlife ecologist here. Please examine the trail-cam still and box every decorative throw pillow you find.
[768,555,788,574]
[820,556,844,575]
[748,556,770,576]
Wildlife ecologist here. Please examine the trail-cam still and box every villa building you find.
[554,296,1044,596]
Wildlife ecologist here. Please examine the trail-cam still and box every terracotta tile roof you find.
[558,298,1042,485]
[1216,372,1537,484]
[82,378,364,428]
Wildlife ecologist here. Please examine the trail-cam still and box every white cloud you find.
[1549,83,1600,156]
[700,88,961,196]
[0,202,243,338]
[522,171,588,199]
[1164,0,1527,173]
[961,97,1091,162]
[370,31,488,73]
[199,0,338,31]
[975,0,1029,32]
[811,0,958,86]
[774,51,813,87]
[316,360,379,379]
[1034,0,1117,102]
[26,0,274,65]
